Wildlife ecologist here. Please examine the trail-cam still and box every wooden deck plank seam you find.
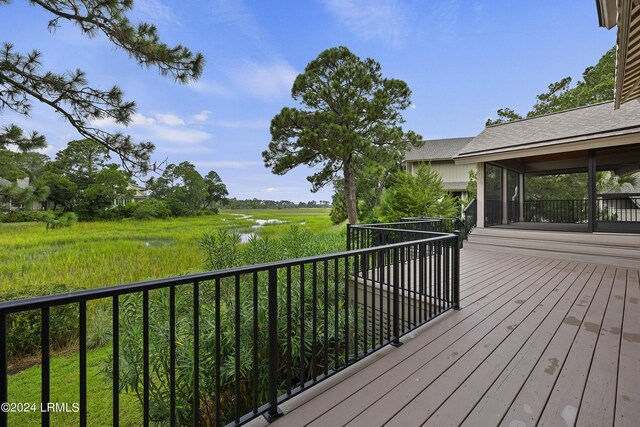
[399,263,594,427]
[436,263,599,427]
[334,261,579,426]
[496,264,607,426]
[276,255,562,426]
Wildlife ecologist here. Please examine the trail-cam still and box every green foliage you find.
[113,226,345,424]
[41,171,77,211]
[264,46,423,224]
[485,107,523,126]
[486,47,615,125]
[147,162,226,216]
[0,284,77,360]
[131,199,171,220]
[379,164,460,222]
[330,187,348,224]
[37,211,78,229]
[0,124,46,152]
[465,169,477,203]
[1,1,204,172]
[203,170,228,208]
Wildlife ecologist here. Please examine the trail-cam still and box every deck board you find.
[272,249,640,427]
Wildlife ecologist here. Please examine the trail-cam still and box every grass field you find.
[0,208,338,293]
[1,208,341,426]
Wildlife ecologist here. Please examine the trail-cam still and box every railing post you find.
[0,313,7,427]
[265,267,283,422]
[346,223,352,251]
[392,247,402,347]
[453,232,461,310]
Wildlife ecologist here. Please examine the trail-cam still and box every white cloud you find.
[212,119,269,129]
[130,113,156,126]
[410,104,417,109]
[189,110,211,123]
[160,145,215,154]
[323,0,406,45]
[150,126,212,144]
[230,60,297,101]
[208,0,271,49]
[91,113,155,127]
[132,0,178,25]
[193,160,262,169]
[263,187,279,193]
[155,113,185,126]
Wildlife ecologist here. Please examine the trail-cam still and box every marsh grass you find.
[1,208,341,426]
[0,209,335,292]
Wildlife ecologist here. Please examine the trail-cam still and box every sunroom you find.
[455,101,640,235]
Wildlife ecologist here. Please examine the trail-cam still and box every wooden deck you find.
[270,248,640,427]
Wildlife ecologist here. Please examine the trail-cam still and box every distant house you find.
[0,176,45,212]
[404,137,474,199]
[113,183,148,207]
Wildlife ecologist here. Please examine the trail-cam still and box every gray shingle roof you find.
[456,101,640,158]
[405,137,474,161]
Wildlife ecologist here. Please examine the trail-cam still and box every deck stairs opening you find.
[464,227,640,268]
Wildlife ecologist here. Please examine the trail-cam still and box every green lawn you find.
[0,208,337,293]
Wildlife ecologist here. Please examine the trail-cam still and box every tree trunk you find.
[344,161,358,224]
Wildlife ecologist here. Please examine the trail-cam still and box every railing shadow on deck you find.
[0,219,460,427]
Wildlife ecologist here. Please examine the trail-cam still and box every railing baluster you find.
[323,260,329,375]
[170,286,176,427]
[215,278,221,426]
[41,306,50,427]
[392,247,401,346]
[333,259,339,370]
[143,290,149,427]
[363,251,368,353]
[234,275,241,424]
[113,296,119,427]
[286,266,292,394]
[344,256,350,363]
[0,313,7,427]
[353,253,358,360]
[312,262,318,380]
[300,265,306,387]
[252,273,258,413]
[193,282,200,427]
[79,301,87,427]
[266,267,281,421]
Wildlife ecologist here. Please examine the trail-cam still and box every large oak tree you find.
[263,46,423,224]
[0,0,204,173]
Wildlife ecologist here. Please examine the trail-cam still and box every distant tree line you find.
[224,198,331,210]
[0,138,228,222]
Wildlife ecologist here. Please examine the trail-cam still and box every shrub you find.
[37,211,77,229]
[0,211,42,223]
[132,199,171,220]
[0,284,78,360]
[112,227,348,425]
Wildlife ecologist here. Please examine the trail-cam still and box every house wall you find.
[410,160,472,184]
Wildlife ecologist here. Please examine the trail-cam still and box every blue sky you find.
[0,0,616,202]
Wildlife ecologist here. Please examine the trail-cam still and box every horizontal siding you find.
[411,161,473,184]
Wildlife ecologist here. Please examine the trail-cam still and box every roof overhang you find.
[453,132,640,164]
[596,0,617,29]
[598,0,640,107]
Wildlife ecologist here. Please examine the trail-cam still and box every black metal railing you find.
[395,216,468,246]
[462,198,477,239]
[0,220,459,427]
[596,194,640,222]
[523,199,588,223]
